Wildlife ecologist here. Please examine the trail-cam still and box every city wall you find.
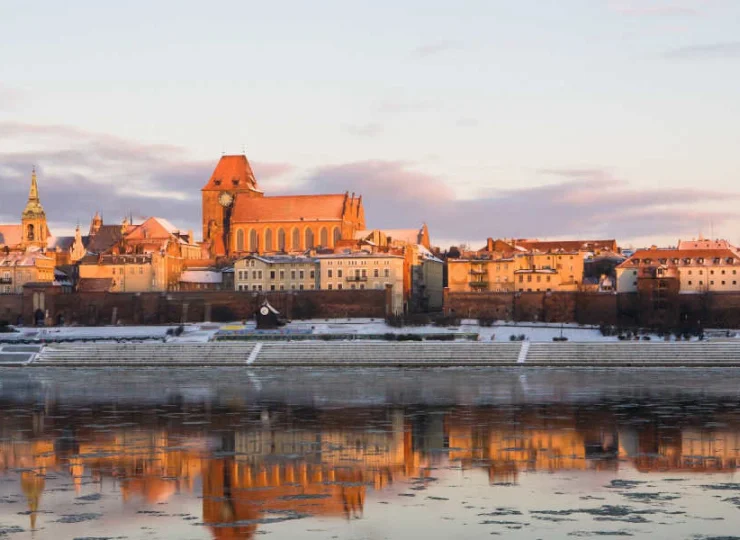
[2,288,389,326]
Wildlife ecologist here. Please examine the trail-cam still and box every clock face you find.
[260,306,269,316]
[218,192,234,207]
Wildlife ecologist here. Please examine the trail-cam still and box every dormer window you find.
[632,259,640,265]
[713,258,720,264]
[671,258,679,265]
[214,179,222,186]
[659,258,667,265]
[683,258,691,265]
[728,258,735,264]
[643,258,652,265]
[232,178,240,186]
[697,258,704,264]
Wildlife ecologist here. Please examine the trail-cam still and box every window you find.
[270,271,275,280]
[310,270,315,279]
[688,281,692,285]
[699,281,704,285]
[291,270,296,280]
[270,285,275,291]
[384,268,390,277]
[360,284,365,289]
[236,229,245,252]
[519,275,524,283]
[278,228,286,251]
[711,270,715,275]
[361,269,367,278]
[299,270,304,279]
[350,284,356,290]
[291,284,296,290]
[305,228,315,249]
[292,228,300,250]
[337,283,343,290]
[328,269,333,278]
[279,284,285,290]
[722,281,726,285]
[688,270,692,275]
[320,227,328,246]
[527,275,532,282]
[328,284,333,290]
[338,269,343,278]
[299,284,304,290]
[264,228,273,251]
[258,270,262,279]
[111,268,116,275]
[280,270,285,280]
[252,270,257,280]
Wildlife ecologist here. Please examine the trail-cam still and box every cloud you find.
[343,123,384,137]
[288,161,737,245]
[664,41,740,59]
[608,0,705,16]
[0,86,24,111]
[0,121,293,237]
[411,40,460,58]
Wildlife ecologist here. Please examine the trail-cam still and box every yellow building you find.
[234,255,318,291]
[0,252,55,294]
[448,250,584,293]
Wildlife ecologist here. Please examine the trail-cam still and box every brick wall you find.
[16,288,388,326]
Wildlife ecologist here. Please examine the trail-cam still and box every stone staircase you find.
[19,340,740,368]
[526,342,740,366]
[0,344,42,366]
[253,342,523,367]
[34,342,256,366]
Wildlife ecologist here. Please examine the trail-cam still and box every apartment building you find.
[234,255,318,291]
[316,252,404,313]
[616,247,740,294]
[0,252,55,294]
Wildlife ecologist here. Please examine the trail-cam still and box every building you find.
[234,255,319,292]
[179,269,224,291]
[448,250,584,293]
[616,246,740,294]
[202,155,365,257]
[316,252,404,313]
[0,252,56,294]
[0,169,52,251]
[353,225,443,311]
[77,217,202,292]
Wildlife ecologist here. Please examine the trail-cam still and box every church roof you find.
[87,225,124,253]
[0,225,22,247]
[231,194,348,223]
[202,155,261,192]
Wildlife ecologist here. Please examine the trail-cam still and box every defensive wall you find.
[0,288,390,326]
[3,287,740,329]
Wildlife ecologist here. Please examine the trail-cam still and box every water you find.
[1,368,740,539]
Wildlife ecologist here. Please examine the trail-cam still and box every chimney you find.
[188,230,194,244]
[487,238,494,252]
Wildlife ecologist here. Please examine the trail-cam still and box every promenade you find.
[3,340,740,367]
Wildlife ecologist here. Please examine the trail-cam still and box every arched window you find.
[264,228,273,252]
[27,224,35,241]
[292,228,300,250]
[305,228,315,249]
[333,227,341,246]
[236,229,245,252]
[249,229,258,252]
[320,227,328,247]
[278,228,286,251]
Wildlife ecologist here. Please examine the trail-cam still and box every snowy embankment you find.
[2,319,738,344]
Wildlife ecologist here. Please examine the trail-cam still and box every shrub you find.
[397,334,423,341]
[479,317,496,327]
[518,334,526,341]
[433,315,460,327]
[426,334,455,341]
[509,334,517,341]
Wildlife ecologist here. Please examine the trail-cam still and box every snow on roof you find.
[179,270,223,284]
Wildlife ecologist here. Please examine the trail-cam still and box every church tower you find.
[202,155,263,257]
[21,168,50,249]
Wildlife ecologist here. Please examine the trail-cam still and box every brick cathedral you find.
[202,155,365,257]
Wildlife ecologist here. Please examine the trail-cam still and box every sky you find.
[1,0,739,249]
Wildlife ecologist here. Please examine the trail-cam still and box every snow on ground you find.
[3,319,739,343]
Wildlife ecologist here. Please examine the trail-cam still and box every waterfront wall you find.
[4,288,389,326]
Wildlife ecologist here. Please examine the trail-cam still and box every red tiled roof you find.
[231,194,347,223]
[202,155,260,192]
[617,248,738,268]
[516,239,618,252]
[0,224,22,247]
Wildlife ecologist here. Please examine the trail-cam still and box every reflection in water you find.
[1,370,740,539]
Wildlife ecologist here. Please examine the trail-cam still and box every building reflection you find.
[1,403,740,538]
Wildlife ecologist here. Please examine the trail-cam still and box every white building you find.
[234,255,318,292]
[316,252,404,313]
[616,247,740,294]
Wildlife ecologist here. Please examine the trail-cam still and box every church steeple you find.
[21,167,50,249]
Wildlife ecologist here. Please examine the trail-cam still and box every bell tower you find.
[202,154,263,256]
[21,168,50,249]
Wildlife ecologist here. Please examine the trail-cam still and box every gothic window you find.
[333,227,341,246]
[249,229,258,252]
[236,229,245,252]
[320,227,328,247]
[292,228,300,250]
[305,228,315,249]
[27,224,35,241]
[278,228,286,251]
[265,228,273,252]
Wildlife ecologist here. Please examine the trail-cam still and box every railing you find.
[469,281,489,288]
[469,269,486,275]
[0,277,12,284]
[346,275,368,282]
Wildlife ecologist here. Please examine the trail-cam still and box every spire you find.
[28,167,39,202]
